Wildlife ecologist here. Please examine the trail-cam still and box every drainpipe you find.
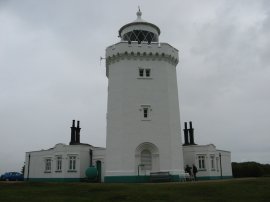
[89,149,93,166]
[219,153,223,179]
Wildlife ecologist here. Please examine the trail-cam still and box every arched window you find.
[141,149,152,171]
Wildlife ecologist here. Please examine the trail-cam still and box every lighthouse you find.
[22,9,232,183]
[104,9,184,182]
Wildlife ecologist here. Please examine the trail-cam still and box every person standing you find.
[192,164,198,181]
[185,165,192,176]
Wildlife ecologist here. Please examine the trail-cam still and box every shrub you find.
[232,162,266,178]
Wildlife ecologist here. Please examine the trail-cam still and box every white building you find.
[183,145,232,180]
[24,121,105,182]
[24,10,232,182]
[24,120,232,182]
[182,122,232,180]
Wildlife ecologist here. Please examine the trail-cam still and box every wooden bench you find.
[150,172,172,182]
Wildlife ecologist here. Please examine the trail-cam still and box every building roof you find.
[118,9,160,37]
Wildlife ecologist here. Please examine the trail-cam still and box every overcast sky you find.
[0,0,269,174]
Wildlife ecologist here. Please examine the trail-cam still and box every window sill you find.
[137,77,152,80]
[67,170,77,173]
[55,170,62,173]
[198,169,206,171]
[44,171,51,173]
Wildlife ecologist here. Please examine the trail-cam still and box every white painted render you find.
[183,144,232,178]
[105,42,184,177]
[24,143,105,181]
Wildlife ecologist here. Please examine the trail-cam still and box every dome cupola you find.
[118,9,160,44]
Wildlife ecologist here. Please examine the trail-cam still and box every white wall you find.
[24,143,106,181]
[93,147,106,182]
[105,42,184,177]
[218,150,232,177]
[183,144,232,178]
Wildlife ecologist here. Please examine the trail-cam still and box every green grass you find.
[0,178,269,202]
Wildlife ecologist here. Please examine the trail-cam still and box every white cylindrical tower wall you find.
[105,11,184,182]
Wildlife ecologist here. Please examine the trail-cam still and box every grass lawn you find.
[0,178,269,202]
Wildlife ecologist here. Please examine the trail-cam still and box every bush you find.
[232,162,270,178]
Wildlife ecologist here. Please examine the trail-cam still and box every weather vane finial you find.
[136,6,142,19]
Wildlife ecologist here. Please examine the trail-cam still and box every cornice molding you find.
[106,52,178,66]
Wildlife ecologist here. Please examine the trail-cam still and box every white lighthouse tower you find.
[105,9,184,182]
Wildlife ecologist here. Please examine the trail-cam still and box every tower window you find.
[122,30,158,43]
[143,108,148,118]
[145,69,151,77]
[139,68,144,77]
[138,68,151,79]
[140,105,151,120]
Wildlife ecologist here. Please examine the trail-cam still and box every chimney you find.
[70,120,76,145]
[75,120,81,143]
[189,121,195,145]
[89,149,93,166]
[183,122,189,145]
